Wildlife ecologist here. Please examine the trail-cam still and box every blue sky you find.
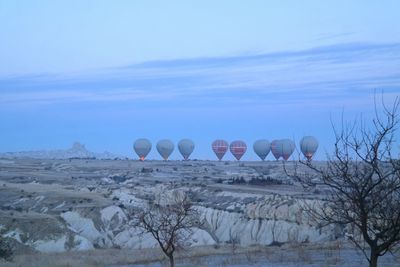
[1,1,400,160]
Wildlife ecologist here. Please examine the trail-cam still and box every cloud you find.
[0,42,399,109]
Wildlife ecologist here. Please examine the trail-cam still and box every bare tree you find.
[287,97,400,267]
[133,190,200,267]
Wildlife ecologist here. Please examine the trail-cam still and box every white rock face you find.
[57,203,217,251]
[110,189,145,208]
[70,235,94,251]
[155,188,187,205]
[100,206,127,229]
[3,192,335,253]
[190,228,216,246]
[33,236,67,253]
[4,229,24,243]
[3,199,334,253]
[56,189,332,250]
[60,211,111,247]
[198,195,333,246]
[114,228,158,249]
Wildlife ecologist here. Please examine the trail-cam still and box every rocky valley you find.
[0,158,398,266]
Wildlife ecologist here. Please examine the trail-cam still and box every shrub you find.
[0,237,13,261]
[228,177,246,184]
[248,177,282,186]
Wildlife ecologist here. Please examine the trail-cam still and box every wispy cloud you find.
[0,42,399,109]
[312,32,356,42]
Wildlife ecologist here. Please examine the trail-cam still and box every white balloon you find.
[300,136,318,160]
[133,138,152,161]
[253,139,271,161]
[178,139,195,160]
[156,139,174,160]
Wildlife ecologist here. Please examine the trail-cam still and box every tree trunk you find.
[168,254,174,267]
[370,250,378,267]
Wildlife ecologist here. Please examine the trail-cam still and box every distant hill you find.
[0,142,125,160]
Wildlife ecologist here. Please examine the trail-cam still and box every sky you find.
[0,0,400,160]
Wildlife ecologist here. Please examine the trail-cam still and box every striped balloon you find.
[230,140,247,161]
[212,140,229,160]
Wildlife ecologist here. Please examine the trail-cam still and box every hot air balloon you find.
[270,140,282,160]
[230,140,247,161]
[280,139,295,160]
[178,139,195,160]
[133,138,152,161]
[253,139,271,161]
[212,140,228,160]
[300,136,318,161]
[156,139,174,160]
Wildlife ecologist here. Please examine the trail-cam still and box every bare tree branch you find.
[131,189,201,267]
[287,95,400,267]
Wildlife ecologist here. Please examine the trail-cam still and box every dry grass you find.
[0,248,163,267]
[1,241,399,267]
[0,245,266,267]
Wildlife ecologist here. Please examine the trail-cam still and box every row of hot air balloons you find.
[133,136,318,161]
[134,138,195,161]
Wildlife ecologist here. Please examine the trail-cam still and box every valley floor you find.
[2,242,400,267]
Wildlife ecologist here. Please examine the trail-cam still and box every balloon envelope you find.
[133,138,152,161]
[178,139,195,160]
[270,140,282,160]
[280,139,295,160]
[300,136,318,160]
[253,139,270,161]
[212,140,228,160]
[156,139,174,160]
[230,140,247,161]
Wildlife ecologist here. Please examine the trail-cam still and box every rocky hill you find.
[0,142,123,160]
